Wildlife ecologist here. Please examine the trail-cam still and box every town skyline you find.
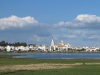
[0,0,100,47]
[0,39,100,53]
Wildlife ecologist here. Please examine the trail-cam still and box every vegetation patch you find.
[1,58,100,75]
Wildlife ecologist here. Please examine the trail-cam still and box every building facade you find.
[50,38,71,51]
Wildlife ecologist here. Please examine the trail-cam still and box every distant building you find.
[6,45,11,52]
[50,38,71,51]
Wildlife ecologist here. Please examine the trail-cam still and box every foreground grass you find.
[1,65,100,75]
[1,57,100,65]
[1,58,100,75]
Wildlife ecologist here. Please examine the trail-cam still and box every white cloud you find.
[88,35,99,39]
[57,21,65,26]
[74,30,81,34]
[75,14,100,23]
[0,15,38,30]
[55,14,100,28]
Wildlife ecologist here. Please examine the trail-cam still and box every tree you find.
[21,42,27,47]
[0,41,6,46]
[56,48,58,50]
[51,46,54,51]
[0,41,28,47]
[28,44,36,47]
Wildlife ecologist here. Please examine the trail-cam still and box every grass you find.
[1,65,100,75]
[0,58,100,65]
[1,57,100,75]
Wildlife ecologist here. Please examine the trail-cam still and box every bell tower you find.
[51,37,54,46]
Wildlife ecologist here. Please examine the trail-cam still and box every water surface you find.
[1,52,100,59]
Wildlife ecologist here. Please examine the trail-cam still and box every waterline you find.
[9,52,100,59]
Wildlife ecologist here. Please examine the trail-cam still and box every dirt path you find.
[85,63,100,65]
[0,63,83,71]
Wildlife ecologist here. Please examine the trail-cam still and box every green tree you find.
[28,44,36,47]
[51,46,54,51]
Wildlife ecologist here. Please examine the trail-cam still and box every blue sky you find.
[0,0,100,46]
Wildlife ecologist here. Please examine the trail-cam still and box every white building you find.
[50,38,71,51]
[38,45,49,51]
[85,47,98,52]
[6,45,11,52]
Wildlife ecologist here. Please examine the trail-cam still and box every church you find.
[50,38,71,51]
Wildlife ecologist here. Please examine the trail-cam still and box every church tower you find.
[51,37,54,46]
[50,37,55,51]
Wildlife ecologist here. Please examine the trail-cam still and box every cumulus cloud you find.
[75,14,100,23]
[0,15,38,30]
[55,14,100,28]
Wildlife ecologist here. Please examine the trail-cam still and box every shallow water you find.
[1,52,100,59]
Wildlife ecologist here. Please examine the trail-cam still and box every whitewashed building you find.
[50,38,71,51]
[6,45,11,52]
[85,47,98,52]
[38,45,49,51]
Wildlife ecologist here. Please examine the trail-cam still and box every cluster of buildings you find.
[0,38,100,52]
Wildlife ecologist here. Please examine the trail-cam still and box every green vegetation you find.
[0,41,27,46]
[1,57,100,75]
[1,58,100,65]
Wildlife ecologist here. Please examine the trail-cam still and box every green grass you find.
[1,58,100,65]
[1,58,100,75]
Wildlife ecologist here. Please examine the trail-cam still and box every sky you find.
[0,0,100,47]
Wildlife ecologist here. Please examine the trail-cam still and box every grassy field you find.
[0,57,100,75]
[1,57,100,65]
[1,65,100,75]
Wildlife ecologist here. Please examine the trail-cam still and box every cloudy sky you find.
[0,0,100,46]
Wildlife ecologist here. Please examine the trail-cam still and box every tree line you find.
[0,41,27,47]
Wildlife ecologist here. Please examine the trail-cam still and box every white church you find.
[50,38,71,51]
